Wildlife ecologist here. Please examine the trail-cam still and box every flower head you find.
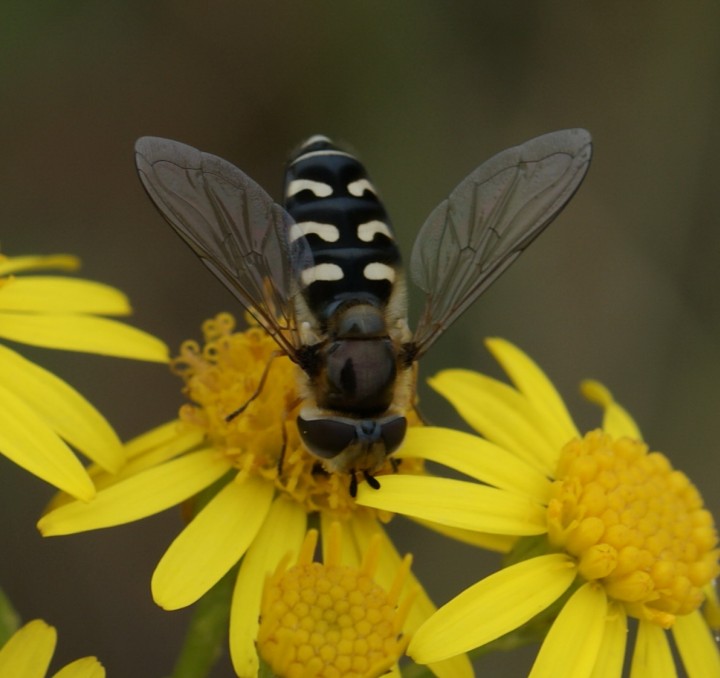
[0,619,104,678]
[257,521,414,678]
[0,250,168,500]
[38,314,472,678]
[356,338,720,678]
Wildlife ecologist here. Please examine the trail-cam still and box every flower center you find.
[547,430,719,627]
[257,525,412,678]
[172,313,421,517]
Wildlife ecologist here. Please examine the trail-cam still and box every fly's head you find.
[297,410,407,485]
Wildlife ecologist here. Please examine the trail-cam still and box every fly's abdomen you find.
[284,136,401,323]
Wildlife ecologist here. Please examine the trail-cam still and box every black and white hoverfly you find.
[135,130,592,495]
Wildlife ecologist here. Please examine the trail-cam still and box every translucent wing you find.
[409,128,592,358]
[135,136,311,358]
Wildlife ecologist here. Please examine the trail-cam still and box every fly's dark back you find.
[284,136,401,325]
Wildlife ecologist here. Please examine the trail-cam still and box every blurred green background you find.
[1,3,719,676]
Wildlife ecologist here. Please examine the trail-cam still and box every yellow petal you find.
[429,370,557,474]
[38,449,231,535]
[124,420,194,460]
[45,423,205,513]
[672,610,720,678]
[0,277,131,315]
[486,337,580,442]
[0,344,123,472]
[52,657,106,678]
[630,619,676,678]
[321,511,360,568]
[0,619,56,678]
[0,312,169,362]
[581,380,643,441]
[408,554,576,663]
[399,426,551,503]
[529,583,607,678]
[589,602,627,678]
[0,383,95,501]
[98,427,204,486]
[347,513,410,610]
[356,475,547,536]
[410,516,516,553]
[0,254,80,276]
[152,474,274,610]
[229,496,306,678]
[348,512,474,678]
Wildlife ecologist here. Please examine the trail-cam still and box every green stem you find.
[0,588,20,647]
[170,566,235,678]
[400,662,436,678]
[258,656,279,678]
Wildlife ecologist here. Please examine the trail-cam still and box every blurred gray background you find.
[1,3,718,676]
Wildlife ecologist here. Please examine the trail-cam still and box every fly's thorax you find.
[284,136,401,323]
[311,303,394,415]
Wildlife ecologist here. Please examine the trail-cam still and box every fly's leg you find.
[349,470,381,497]
[277,395,304,480]
[364,470,381,489]
[225,350,282,422]
[276,418,288,479]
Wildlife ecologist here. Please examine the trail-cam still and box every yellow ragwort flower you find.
[0,251,168,500]
[38,313,472,678]
[356,338,720,678]
[257,521,414,678]
[0,619,104,678]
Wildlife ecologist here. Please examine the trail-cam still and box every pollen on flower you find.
[547,429,720,628]
[171,313,423,517]
[257,523,415,678]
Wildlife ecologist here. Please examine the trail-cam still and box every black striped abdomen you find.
[284,136,401,324]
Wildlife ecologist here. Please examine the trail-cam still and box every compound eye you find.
[297,415,357,459]
[380,416,407,455]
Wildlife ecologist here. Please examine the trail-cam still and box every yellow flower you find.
[0,619,104,678]
[257,521,414,678]
[0,251,168,500]
[38,313,472,678]
[356,338,720,678]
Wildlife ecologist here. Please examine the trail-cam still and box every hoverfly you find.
[135,130,592,495]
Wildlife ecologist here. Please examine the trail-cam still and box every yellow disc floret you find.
[257,523,414,678]
[547,429,719,627]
